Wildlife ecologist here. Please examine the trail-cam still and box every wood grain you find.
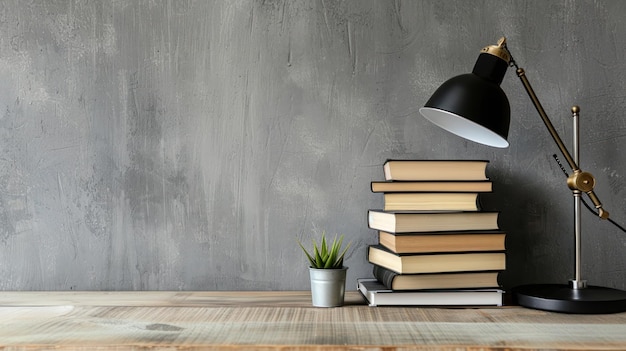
[1,291,626,350]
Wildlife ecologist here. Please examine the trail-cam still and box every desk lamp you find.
[419,37,626,314]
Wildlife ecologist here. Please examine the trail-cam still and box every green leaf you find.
[297,231,351,269]
[297,240,316,267]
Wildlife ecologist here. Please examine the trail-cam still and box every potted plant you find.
[298,231,351,307]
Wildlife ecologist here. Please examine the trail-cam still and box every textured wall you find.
[0,0,624,291]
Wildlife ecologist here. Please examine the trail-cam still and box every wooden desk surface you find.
[1,291,625,350]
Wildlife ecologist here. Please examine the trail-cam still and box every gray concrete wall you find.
[0,0,624,291]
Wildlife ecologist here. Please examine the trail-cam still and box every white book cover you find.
[357,279,503,307]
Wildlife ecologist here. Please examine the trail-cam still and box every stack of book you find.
[360,160,506,306]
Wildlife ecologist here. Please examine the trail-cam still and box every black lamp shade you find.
[419,53,511,148]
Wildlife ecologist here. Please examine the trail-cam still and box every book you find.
[368,210,499,233]
[371,180,492,193]
[383,160,489,181]
[367,245,506,274]
[373,265,500,290]
[382,192,480,211]
[378,230,506,254]
[357,279,503,306]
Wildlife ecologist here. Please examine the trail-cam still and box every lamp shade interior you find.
[419,107,509,148]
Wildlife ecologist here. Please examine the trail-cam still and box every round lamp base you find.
[513,284,626,314]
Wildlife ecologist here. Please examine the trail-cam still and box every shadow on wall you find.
[480,172,575,290]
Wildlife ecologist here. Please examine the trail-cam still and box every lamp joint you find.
[480,37,511,64]
[567,171,595,193]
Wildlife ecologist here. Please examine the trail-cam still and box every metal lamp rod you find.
[572,106,584,287]
[515,68,576,169]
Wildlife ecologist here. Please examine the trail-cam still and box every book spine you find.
[372,264,397,289]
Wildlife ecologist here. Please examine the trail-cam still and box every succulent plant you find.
[298,231,351,269]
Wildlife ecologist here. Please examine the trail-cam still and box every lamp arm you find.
[514,67,609,219]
